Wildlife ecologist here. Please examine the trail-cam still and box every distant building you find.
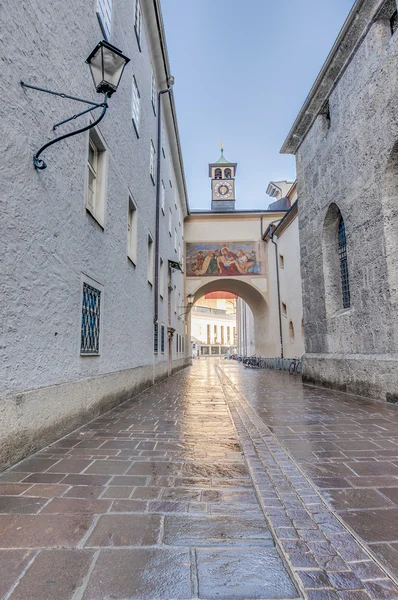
[191,293,237,357]
[281,0,398,401]
[0,0,188,467]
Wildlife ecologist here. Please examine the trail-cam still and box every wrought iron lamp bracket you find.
[20,81,108,170]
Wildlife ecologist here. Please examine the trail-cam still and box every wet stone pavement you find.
[0,362,397,599]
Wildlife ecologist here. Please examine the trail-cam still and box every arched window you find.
[322,203,351,315]
[215,168,222,179]
[225,168,231,179]
[338,216,350,308]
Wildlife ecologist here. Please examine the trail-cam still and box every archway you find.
[188,277,269,356]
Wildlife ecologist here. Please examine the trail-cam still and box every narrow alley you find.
[1,361,398,599]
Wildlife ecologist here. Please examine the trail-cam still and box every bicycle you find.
[289,358,302,375]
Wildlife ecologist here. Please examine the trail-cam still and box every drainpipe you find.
[154,82,174,327]
[269,221,284,359]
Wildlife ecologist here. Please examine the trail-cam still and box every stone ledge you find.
[0,358,191,471]
[302,353,398,402]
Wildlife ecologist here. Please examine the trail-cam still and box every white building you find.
[191,294,237,356]
[0,0,189,467]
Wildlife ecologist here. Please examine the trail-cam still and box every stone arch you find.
[322,202,351,316]
[189,278,269,356]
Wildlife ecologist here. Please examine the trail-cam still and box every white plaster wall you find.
[276,216,305,357]
[0,0,187,400]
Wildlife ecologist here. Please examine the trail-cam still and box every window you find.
[215,168,222,179]
[338,216,351,308]
[161,119,166,157]
[321,100,331,129]
[81,282,101,355]
[391,10,398,35]
[154,322,159,354]
[96,0,112,39]
[174,229,177,252]
[160,257,164,298]
[289,320,295,343]
[233,327,236,344]
[178,243,181,263]
[225,168,232,179]
[161,324,165,353]
[182,336,184,354]
[169,179,172,188]
[86,130,106,227]
[161,180,165,214]
[279,254,285,268]
[227,326,230,344]
[150,140,156,183]
[127,197,137,264]
[281,302,287,317]
[151,71,157,115]
[147,233,154,285]
[168,208,172,236]
[132,76,140,136]
[134,0,142,49]
[207,324,211,344]
[176,334,179,354]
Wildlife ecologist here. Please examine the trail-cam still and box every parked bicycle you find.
[289,357,302,375]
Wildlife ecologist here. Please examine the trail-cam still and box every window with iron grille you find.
[161,324,165,353]
[151,71,157,115]
[154,322,159,354]
[338,217,350,309]
[132,76,140,137]
[81,283,101,355]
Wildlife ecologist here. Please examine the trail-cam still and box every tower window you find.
[338,216,350,308]
[225,168,231,179]
[215,168,222,179]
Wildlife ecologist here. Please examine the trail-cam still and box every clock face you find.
[215,181,233,198]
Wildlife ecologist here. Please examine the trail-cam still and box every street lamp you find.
[21,41,130,170]
[177,294,195,319]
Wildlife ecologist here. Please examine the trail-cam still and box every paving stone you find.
[339,508,398,542]
[0,483,32,496]
[324,488,395,510]
[9,549,94,599]
[85,513,162,546]
[82,549,191,599]
[0,550,34,598]
[196,548,299,599]
[0,514,92,547]
[22,484,70,497]
[163,515,273,547]
[41,498,112,514]
[0,496,48,514]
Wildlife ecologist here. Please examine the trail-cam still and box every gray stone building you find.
[0,0,189,468]
[282,0,398,401]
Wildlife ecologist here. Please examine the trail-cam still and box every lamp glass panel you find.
[102,46,126,89]
[88,47,105,90]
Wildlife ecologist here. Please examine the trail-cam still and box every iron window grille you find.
[161,324,165,353]
[154,322,159,354]
[338,217,351,309]
[81,283,101,354]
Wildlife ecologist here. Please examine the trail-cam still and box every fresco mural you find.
[186,241,264,277]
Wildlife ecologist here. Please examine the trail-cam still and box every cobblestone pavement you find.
[0,361,397,599]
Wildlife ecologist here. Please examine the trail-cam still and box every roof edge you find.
[280,0,387,155]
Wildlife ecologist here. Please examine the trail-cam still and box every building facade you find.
[0,0,189,467]
[185,150,298,358]
[191,293,237,357]
[281,0,398,401]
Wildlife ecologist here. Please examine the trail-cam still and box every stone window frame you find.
[96,0,112,40]
[322,202,352,316]
[86,128,107,229]
[79,274,104,357]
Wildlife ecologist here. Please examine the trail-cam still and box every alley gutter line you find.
[215,362,398,596]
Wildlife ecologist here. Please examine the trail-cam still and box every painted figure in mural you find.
[186,242,261,276]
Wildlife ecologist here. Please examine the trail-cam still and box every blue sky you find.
[161,0,355,210]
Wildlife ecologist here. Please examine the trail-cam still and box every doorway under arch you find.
[188,277,270,356]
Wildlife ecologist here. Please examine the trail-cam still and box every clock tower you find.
[209,146,237,211]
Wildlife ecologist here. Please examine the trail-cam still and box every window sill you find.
[86,208,104,230]
[330,306,353,318]
[80,352,100,357]
[134,27,142,52]
[127,255,137,267]
[132,119,140,139]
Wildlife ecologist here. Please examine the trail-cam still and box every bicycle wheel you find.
[296,360,302,375]
[289,361,296,375]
